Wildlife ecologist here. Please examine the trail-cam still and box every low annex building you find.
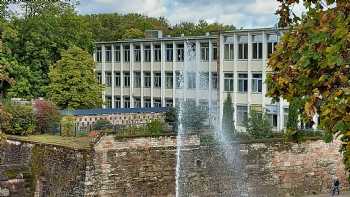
[61,107,167,128]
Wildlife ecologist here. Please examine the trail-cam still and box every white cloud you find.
[77,0,304,28]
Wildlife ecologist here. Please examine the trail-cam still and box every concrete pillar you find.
[161,41,165,107]
[120,44,124,108]
[111,45,115,108]
[150,43,154,107]
[247,33,252,115]
[172,41,176,107]
[195,40,200,105]
[140,43,144,108]
[219,33,225,128]
[102,45,106,108]
[130,43,134,108]
[233,34,238,128]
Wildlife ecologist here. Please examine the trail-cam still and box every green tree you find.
[286,98,300,131]
[222,94,235,137]
[93,119,113,131]
[245,110,272,139]
[269,0,350,179]
[3,103,35,136]
[47,46,103,109]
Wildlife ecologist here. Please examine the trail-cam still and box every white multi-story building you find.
[94,28,310,132]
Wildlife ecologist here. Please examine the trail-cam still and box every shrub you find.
[222,94,235,137]
[245,110,273,139]
[165,107,177,130]
[60,116,75,137]
[33,99,61,134]
[146,119,165,135]
[0,104,12,134]
[4,104,35,136]
[93,119,113,131]
[178,101,208,131]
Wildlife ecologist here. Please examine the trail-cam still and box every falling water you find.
[175,40,247,196]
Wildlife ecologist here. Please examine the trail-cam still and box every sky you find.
[77,0,304,28]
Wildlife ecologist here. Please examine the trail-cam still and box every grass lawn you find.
[6,134,92,150]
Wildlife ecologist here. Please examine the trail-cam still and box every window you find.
[166,44,173,62]
[134,45,141,62]
[114,72,120,87]
[134,72,141,88]
[105,46,112,62]
[154,44,161,62]
[106,72,112,87]
[97,72,102,84]
[176,71,183,88]
[237,105,248,125]
[124,72,130,87]
[134,97,141,108]
[144,72,151,88]
[144,98,151,108]
[251,73,262,93]
[266,105,278,128]
[252,35,263,59]
[114,96,121,108]
[212,42,218,60]
[165,72,173,89]
[238,73,248,92]
[165,99,173,107]
[124,45,130,62]
[154,72,161,88]
[114,45,120,62]
[224,73,234,92]
[224,44,234,60]
[96,46,102,62]
[238,36,248,59]
[199,72,209,90]
[187,72,196,89]
[267,34,278,57]
[154,98,161,108]
[176,44,184,61]
[105,96,112,108]
[124,96,130,108]
[144,45,151,62]
[200,43,209,61]
[212,72,218,89]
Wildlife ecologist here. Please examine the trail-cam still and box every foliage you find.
[222,94,235,137]
[1,1,93,98]
[93,119,113,131]
[286,98,301,131]
[271,0,350,180]
[165,107,177,130]
[33,99,61,134]
[3,103,35,135]
[283,129,324,143]
[146,119,165,135]
[47,46,103,109]
[60,115,75,137]
[0,102,12,134]
[245,110,273,139]
[178,101,208,131]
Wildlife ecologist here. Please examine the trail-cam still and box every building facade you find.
[94,28,318,132]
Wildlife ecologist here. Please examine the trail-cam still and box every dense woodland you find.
[0,0,235,103]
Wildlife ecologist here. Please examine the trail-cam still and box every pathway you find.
[304,191,350,197]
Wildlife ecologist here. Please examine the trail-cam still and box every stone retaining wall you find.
[0,135,348,196]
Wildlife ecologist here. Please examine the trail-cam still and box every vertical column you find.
[312,114,319,130]
[140,43,144,107]
[233,34,238,128]
[279,101,284,131]
[172,41,176,107]
[161,41,165,107]
[262,32,267,111]
[130,43,134,108]
[195,40,200,105]
[150,43,154,107]
[120,44,124,108]
[247,33,252,114]
[208,39,213,127]
[101,45,106,108]
[111,45,115,108]
[219,33,225,128]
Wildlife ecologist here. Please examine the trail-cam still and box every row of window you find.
[224,73,262,93]
[98,71,263,93]
[96,42,218,63]
[224,41,277,60]
[98,72,218,90]
[105,96,173,109]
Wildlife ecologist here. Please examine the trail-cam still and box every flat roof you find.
[61,107,169,116]
[95,27,284,44]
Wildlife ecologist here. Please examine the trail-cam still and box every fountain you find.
[175,41,248,196]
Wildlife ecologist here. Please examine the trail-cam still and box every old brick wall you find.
[85,135,348,197]
[0,140,90,197]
